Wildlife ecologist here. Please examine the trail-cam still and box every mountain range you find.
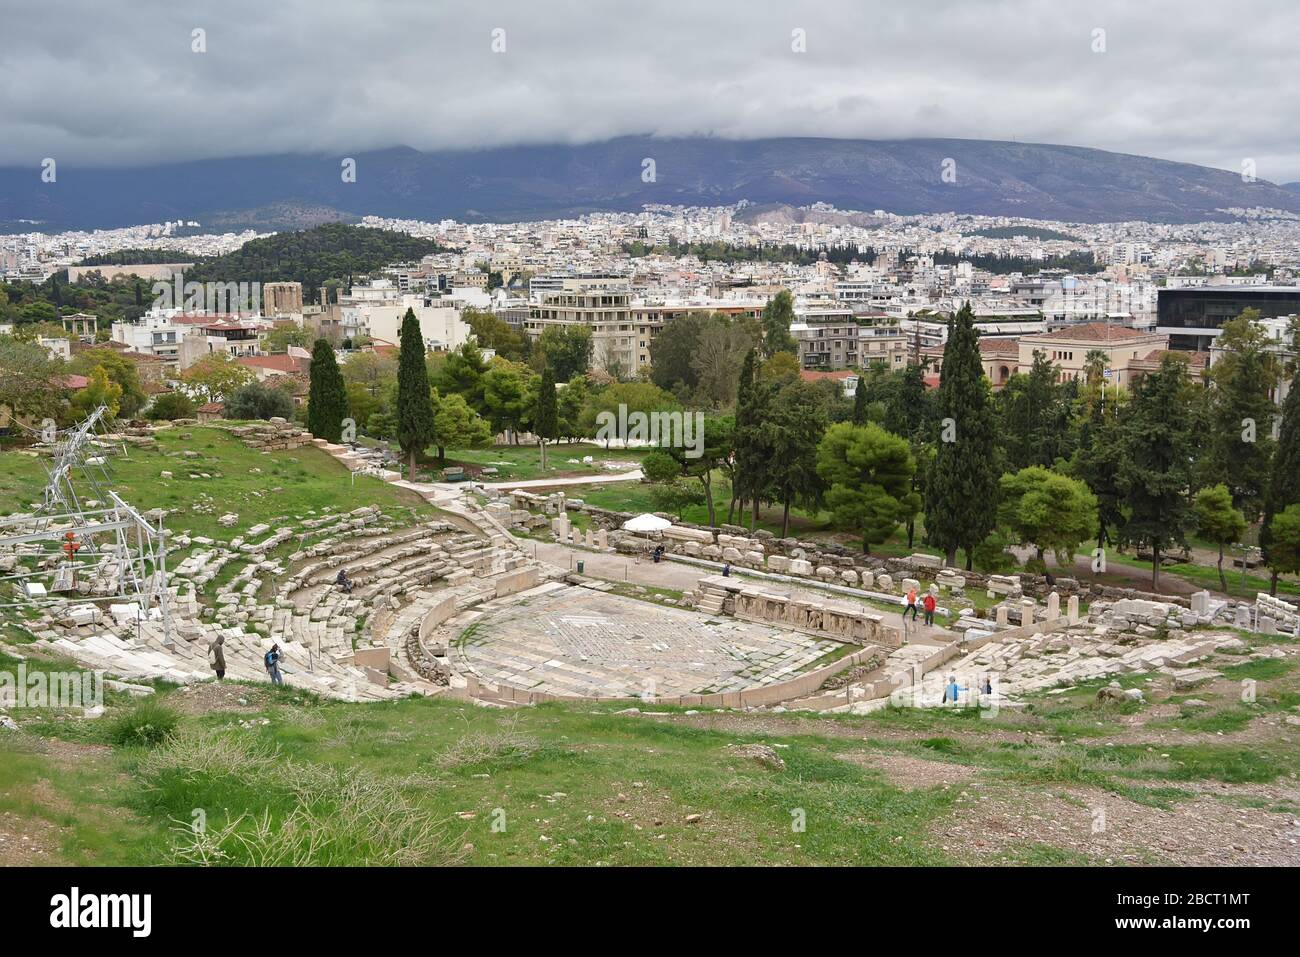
[3,136,1300,232]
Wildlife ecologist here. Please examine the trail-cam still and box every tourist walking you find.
[922,591,936,626]
[208,634,226,681]
[905,586,918,621]
[264,643,284,686]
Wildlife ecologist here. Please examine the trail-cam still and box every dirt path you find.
[0,736,135,866]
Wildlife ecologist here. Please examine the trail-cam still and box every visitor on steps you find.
[905,587,918,621]
[942,676,963,705]
[923,592,937,626]
[335,568,353,594]
[722,563,731,577]
[208,634,225,681]
[265,643,283,686]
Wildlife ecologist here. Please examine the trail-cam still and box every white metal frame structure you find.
[0,406,171,634]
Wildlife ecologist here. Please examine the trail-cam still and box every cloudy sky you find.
[5,0,1299,181]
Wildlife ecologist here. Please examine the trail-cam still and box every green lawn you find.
[1,649,1294,866]
[1104,550,1300,600]
[0,426,441,579]
[365,440,651,483]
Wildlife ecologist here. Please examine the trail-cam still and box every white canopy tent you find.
[622,513,672,533]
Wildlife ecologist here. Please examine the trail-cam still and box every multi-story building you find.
[792,318,909,372]
[1017,322,1167,388]
[111,310,215,366]
[528,276,634,374]
[628,298,765,374]
[339,281,472,351]
[198,320,263,358]
[1157,285,1300,350]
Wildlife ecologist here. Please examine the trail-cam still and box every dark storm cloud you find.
[4,0,1299,180]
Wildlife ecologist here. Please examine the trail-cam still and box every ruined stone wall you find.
[501,487,1197,610]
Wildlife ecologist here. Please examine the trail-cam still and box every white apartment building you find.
[111,309,223,366]
[339,283,472,351]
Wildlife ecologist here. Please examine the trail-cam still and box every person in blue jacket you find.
[264,643,284,686]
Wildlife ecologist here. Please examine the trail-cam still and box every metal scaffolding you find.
[0,406,171,633]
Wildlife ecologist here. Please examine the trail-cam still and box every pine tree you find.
[1117,354,1197,591]
[306,338,347,442]
[396,309,436,479]
[923,304,1000,568]
[1261,377,1300,594]
[999,350,1064,471]
[534,366,558,469]
[1199,313,1279,519]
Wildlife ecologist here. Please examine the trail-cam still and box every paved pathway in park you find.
[478,469,643,491]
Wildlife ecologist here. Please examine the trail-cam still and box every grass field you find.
[360,439,651,483]
[1,637,1295,866]
[0,425,438,541]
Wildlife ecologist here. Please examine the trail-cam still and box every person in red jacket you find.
[922,591,937,626]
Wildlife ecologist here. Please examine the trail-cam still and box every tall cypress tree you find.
[732,349,772,528]
[1261,377,1300,594]
[396,308,436,479]
[534,366,558,469]
[851,375,870,425]
[306,338,347,442]
[923,304,1000,568]
[1117,354,1197,591]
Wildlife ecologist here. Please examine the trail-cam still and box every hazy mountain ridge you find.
[3,136,1299,231]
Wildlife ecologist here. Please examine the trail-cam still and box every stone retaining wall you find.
[503,487,1198,614]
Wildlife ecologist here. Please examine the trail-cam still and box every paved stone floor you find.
[454,586,840,698]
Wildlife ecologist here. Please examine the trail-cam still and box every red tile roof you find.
[978,338,1020,355]
[1034,322,1153,341]
[236,353,306,374]
[799,369,858,382]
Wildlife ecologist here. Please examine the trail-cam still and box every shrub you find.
[108,700,180,748]
[224,381,295,421]
[147,392,198,421]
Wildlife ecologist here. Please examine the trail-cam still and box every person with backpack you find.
[942,675,964,705]
[208,634,225,681]
[922,591,937,626]
[264,643,283,686]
